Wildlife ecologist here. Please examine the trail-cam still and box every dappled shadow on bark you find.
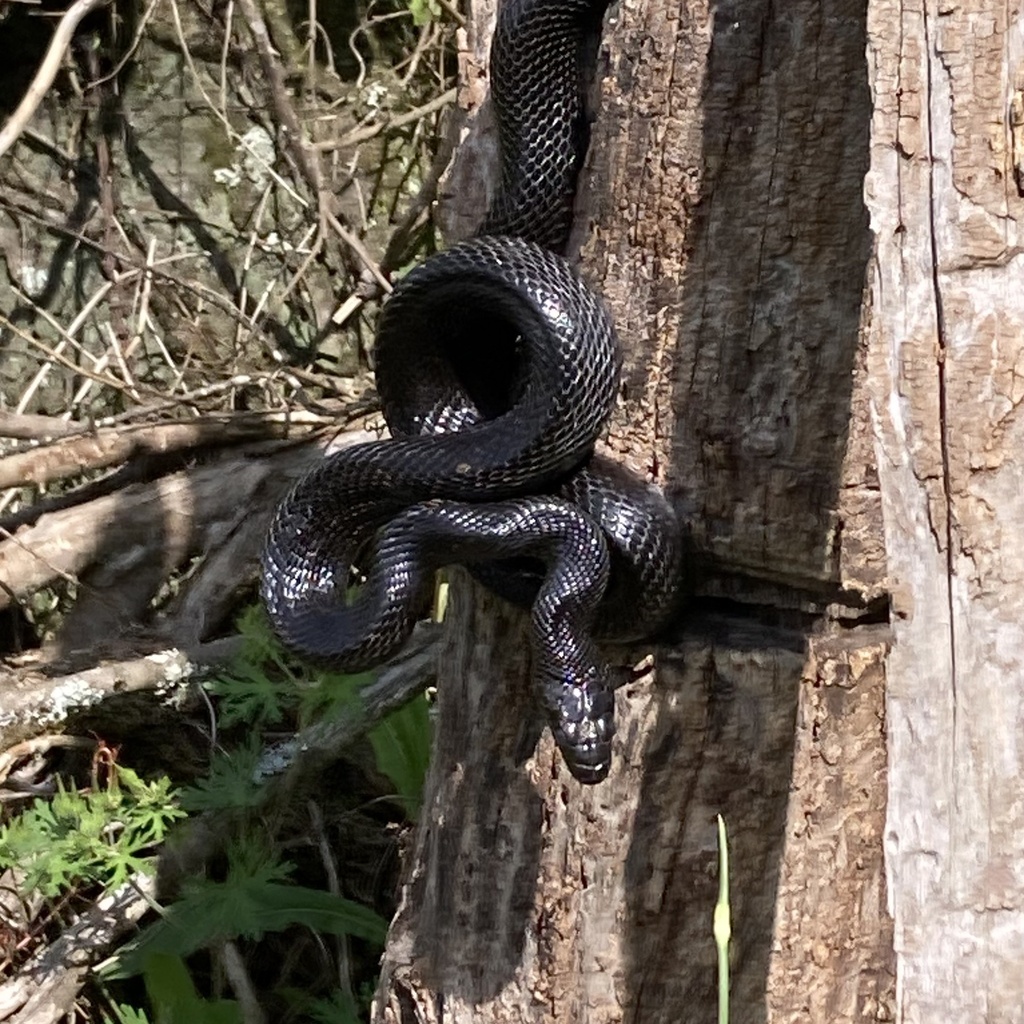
[618,0,873,1016]
[388,578,548,1003]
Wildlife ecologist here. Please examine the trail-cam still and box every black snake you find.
[261,0,684,783]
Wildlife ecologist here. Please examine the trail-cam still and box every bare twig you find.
[310,87,457,152]
[235,0,322,196]
[219,941,268,1024]
[0,0,111,160]
[325,212,392,294]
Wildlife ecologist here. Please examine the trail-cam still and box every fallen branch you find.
[0,638,242,752]
[0,440,324,614]
[0,414,327,491]
[0,414,82,443]
[0,874,155,1024]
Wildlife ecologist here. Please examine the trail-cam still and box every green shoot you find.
[714,814,732,1024]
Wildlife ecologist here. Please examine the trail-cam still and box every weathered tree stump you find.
[374,0,1024,1020]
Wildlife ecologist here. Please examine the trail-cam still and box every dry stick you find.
[0,413,84,442]
[219,941,268,1024]
[0,874,157,1024]
[234,184,274,359]
[325,212,393,294]
[165,0,305,208]
[83,0,161,90]
[0,0,112,160]
[253,220,321,340]
[236,0,411,305]
[310,87,458,152]
[235,0,322,196]
[0,196,305,366]
[12,276,126,414]
[4,326,120,396]
[0,416,323,490]
[305,0,318,94]
[398,20,439,87]
[219,0,235,118]
[306,798,357,998]
[380,108,461,273]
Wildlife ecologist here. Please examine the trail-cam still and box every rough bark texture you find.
[374,0,899,1020]
[865,0,1024,1019]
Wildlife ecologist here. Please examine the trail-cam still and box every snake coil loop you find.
[261,0,684,783]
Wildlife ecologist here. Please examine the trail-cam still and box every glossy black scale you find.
[261,0,684,783]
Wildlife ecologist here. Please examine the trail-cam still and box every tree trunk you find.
[373,0,1024,1021]
[866,0,1024,1018]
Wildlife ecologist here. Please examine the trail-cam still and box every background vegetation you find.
[0,0,456,1018]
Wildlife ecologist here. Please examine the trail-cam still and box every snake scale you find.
[261,0,685,783]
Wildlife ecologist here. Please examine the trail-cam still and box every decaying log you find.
[374,0,895,1020]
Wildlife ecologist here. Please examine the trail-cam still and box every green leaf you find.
[203,606,305,727]
[0,770,183,899]
[296,668,372,727]
[205,662,294,728]
[107,876,387,978]
[143,953,242,1024]
[178,738,266,811]
[368,695,432,819]
[407,0,442,25]
[104,1004,153,1024]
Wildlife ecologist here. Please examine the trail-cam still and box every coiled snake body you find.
[261,0,684,783]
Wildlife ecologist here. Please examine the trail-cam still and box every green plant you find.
[204,605,304,728]
[177,737,266,812]
[715,814,732,1024]
[205,605,378,732]
[203,605,433,820]
[407,0,442,26]
[105,1003,153,1024]
[140,953,242,1024]
[104,953,242,1024]
[105,836,387,979]
[0,764,184,898]
[368,693,432,820]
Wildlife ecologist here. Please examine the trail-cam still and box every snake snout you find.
[546,669,615,784]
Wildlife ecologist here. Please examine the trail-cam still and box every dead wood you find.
[371,0,895,1020]
[0,413,330,491]
[0,638,239,753]
[0,875,155,1024]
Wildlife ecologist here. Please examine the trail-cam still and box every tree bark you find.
[373,0,1024,1020]
[866,0,1024,1019]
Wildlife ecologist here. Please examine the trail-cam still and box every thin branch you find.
[0,0,111,160]
[0,415,323,491]
[235,0,322,196]
[310,87,458,152]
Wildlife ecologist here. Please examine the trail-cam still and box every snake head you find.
[544,664,615,784]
